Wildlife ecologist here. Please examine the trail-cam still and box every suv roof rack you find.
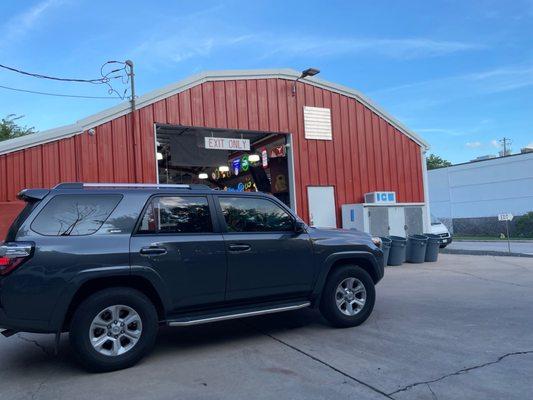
[53,182,212,190]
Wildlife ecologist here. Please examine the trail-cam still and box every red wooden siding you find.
[0,77,424,233]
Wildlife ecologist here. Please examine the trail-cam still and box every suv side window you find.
[219,196,294,232]
[137,196,212,234]
[31,194,122,236]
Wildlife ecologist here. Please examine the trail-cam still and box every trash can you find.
[380,236,392,267]
[406,234,428,263]
[424,233,440,262]
[387,236,407,266]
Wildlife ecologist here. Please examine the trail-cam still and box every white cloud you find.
[131,12,483,66]
[416,128,468,137]
[369,63,533,114]
[260,37,483,60]
[1,0,64,46]
[133,34,254,64]
[466,141,482,148]
[490,139,500,148]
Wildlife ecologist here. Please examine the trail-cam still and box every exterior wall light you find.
[198,173,208,179]
[218,165,229,172]
[248,154,260,162]
[292,67,320,96]
[156,152,163,160]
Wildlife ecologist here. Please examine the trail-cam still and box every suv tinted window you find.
[31,195,122,236]
[219,197,294,232]
[138,196,212,234]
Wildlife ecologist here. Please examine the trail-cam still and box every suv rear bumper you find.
[0,306,53,334]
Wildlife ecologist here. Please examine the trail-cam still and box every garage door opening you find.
[155,124,293,207]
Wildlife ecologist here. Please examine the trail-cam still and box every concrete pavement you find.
[1,254,532,400]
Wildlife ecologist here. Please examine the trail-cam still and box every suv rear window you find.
[137,196,212,234]
[31,195,122,236]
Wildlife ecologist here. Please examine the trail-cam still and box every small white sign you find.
[498,213,514,221]
[205,137,250,151]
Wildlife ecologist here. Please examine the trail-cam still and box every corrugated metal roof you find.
[0,68,429,155]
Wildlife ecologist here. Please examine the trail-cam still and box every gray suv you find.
[0,183,384,371]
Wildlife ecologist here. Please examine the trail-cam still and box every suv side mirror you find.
[294,220,306,234]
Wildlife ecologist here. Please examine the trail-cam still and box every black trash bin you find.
[424,233,440,262]
[380,237,392,267]
[406,234,428,263]
[387,236,407,266]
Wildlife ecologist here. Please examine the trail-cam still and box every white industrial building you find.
[428,151,533,234]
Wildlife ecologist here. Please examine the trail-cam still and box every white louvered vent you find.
[303,106,332,140]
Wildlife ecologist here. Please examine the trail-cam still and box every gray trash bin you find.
[406,234,428,263]
[380,237,392,267]
[387,236,406,266]
[424,233,440,262]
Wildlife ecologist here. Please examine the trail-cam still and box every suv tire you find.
[69,287,158,372]
[319,265,375,328]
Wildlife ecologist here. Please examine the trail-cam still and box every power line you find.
[0,61,131,99]
[0,61,132,100]
[0,84,122,99]
[0,63,108,83]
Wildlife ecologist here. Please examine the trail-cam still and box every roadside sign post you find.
[498,213,514,253]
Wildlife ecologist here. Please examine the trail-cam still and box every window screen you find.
[219,197,294,232]
[138,196,212,234]
[31,195,122,236]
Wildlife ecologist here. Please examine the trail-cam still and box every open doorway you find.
[155,124,292,207]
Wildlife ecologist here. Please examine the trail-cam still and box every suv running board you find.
[167,301,311,327]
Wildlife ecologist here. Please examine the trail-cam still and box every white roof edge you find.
[0,68,429,155]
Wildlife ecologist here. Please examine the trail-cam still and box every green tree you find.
[515,212,533,238]
[0,114,36,142]
[426,153,452,170]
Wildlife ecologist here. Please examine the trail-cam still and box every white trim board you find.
[0,68,429,155]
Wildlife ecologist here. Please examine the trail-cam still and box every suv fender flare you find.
[311,251,382,300]
[48,265,172,332]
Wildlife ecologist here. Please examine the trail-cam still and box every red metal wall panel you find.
[0,77,425,234]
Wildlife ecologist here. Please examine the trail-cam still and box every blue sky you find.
[1,0,532,163]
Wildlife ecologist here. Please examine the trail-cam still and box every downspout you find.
[420,147,431,232]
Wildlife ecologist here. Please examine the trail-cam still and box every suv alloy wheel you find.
[319,265,375,328]
[69,288,158,372]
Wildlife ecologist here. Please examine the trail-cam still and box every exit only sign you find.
[205,137,250,151]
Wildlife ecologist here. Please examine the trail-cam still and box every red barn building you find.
[0,69,430,237]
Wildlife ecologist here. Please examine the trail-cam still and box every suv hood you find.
[307,226,375,246]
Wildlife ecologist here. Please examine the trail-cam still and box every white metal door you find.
[308,186,337,228]
[388,207,406,237]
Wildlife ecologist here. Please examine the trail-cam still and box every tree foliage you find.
[426,153,452,170]
[515,212,533,238]
[0,114,36,142]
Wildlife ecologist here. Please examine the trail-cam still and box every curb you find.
[441,248,533,258]
[454,239,533,244]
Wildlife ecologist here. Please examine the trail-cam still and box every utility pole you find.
[125,60,135,112]
[125,60,141,181]
[499,137,512,156]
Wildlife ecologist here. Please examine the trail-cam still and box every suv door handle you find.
[228,244,251,253]
[139,246,167,256]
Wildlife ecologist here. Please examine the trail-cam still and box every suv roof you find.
[17,182,280,201]
[53,182,213,190]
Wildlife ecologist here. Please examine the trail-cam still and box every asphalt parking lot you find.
[1,253,532,400]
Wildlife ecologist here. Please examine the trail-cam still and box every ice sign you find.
[364,191,396,204]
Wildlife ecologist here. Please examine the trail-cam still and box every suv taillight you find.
[0,242,34,276]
